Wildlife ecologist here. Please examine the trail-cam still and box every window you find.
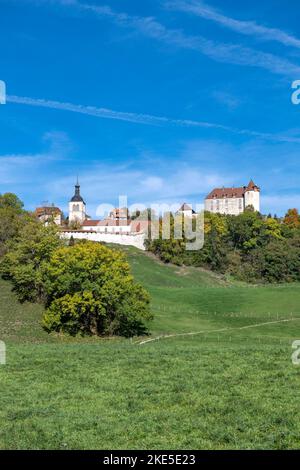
[216,200,220,212]
[210,201,214,211]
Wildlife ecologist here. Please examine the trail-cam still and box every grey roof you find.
[70,182,85,204]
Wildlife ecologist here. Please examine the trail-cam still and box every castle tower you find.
[69,179,86,224]
[244,179,260,212]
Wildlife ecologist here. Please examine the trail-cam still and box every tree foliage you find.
[42,241,152,336]
[147,208,300,283]
[1,218,62,302]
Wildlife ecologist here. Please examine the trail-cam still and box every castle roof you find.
[206,180,259,200]
[246,179,259,191]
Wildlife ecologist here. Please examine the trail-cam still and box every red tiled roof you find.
[82,220,100,226]
[206,181,259,200]
[246,179,259,191]
[98,219,131,227]
[206,187,245,200]
[35,207,62,216]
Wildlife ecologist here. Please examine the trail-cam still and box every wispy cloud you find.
[7,93,300,144]
[212,90,241,110]
[48,138,300,215]
[166,0,300,49]
[0,131,72,186]
[20,0,300,78]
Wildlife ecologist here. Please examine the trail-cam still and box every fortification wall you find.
[60,231,147,251]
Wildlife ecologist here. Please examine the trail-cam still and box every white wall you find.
[60,231,147,251]
[97,225,131,234]
[69,201,86,223]
[244,190,260,212]
[205,198,244,215]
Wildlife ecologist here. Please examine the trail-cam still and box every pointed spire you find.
[246,179,260,192]
[70,177,85,203]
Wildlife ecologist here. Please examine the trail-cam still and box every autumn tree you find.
[283,208,300,229]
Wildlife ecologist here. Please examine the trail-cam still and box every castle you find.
[35,179,261,250]
[205,180,260,215]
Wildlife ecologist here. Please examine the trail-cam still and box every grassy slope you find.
[0,246,300,449]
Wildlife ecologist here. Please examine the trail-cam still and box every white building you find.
[205,180,260,215]
[81,210,150,235]
[69,180,86,224]
[35,206,62,226]
[176,203,196,218]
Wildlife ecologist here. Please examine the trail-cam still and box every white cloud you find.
[141,176,164,191]
[0,131,72,187]
[166,0,300,49]
[76,1,300,77]
[262,195,300,215]
[212,90,241,110]
[2,135,299,215]
[7,94,300,144]
[21,0,300,78]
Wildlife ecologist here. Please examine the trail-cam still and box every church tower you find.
[244,179,260,212]
[69,179,86,224]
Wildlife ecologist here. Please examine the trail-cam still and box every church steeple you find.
[69,178,86,225]
[70,178,85,203]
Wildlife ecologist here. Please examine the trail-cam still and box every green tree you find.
[228,211,264,251]
[0,194,28,257]
[1,219,62,302]
[42,241,152,337]
[0,192,24,211]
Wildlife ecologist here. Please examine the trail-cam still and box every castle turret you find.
[69,179,86,224]
[244,179,260,212]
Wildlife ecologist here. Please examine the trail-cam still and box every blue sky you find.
[1,0,300,216]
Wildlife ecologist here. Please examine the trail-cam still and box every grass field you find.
[0,246,300,449]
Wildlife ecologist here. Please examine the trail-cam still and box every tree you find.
[0,194,28,257]
[228,211,263,251]
[69,220,82,230]
[0,193,24,211]
[42,241,152,337]
[283,209,300,229]
[1,219,62,302]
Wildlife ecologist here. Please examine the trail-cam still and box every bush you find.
[42,241,152,337]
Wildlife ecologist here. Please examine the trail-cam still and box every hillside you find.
[0,247,300,449]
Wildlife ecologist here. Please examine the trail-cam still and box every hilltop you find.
[1,247,300,449]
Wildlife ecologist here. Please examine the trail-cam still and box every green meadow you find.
[0,246,300,449]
